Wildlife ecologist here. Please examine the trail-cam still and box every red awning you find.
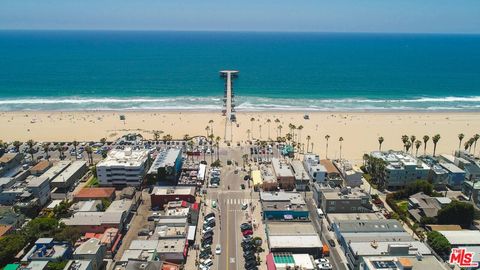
[266,253,276,270]
[181,201,188,207]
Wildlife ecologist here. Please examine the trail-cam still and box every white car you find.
[202,227,213,234]
[318,263,333,270]
[215,244,221,255]
[315,258,329,265]
[242,203,248,210]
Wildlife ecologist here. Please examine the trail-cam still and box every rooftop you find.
[290,160,309,181]
[362,255,447,270]
[371,151,430,170]
[439,230,480,246]
[74,187,116,199]
[61,211,124,226]
[152,225,187,239]
[41,161,71,181]
[30,160,51,173]
[27,175,49,188]
[98,148,149,167]
[155,238,185,253]
[439,162,465,173]
[74,238,102,255]
[349,241,431,256]
[322,187,370,200]
[151,186,195,196]
[327,213,384,223]
[267,222,317,236]
[64,260,92,270]
[271,158,294,178]
[334,220,404,233]
[260,191,305,205]
[51,161,86,184]
[0,153,20,164]
[320,159,340,174]
[105,199,133,213]
[148,148,181,174]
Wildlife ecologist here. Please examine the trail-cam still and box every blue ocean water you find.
[0,31,479,111]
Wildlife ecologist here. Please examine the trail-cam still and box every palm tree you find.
[464,141,470,151]
[473,134,480,157]
[242,154,248,169]
[467,137,475,153]
[250,118,255,138]
[215,136,221,160]
[325,135,330,159]
[432,134,441,157]
[378,137,384,151]
[208,120,214,135]
[27,139,35,161]
[410,135,416,154]
[183,134,190,141]
[43,143,51,160]
[259,124,262,139]
[153,130,161,142]
[401,135,409,151]
[266,119,271,139]
[306,135,311,153]
[100,137,107,144]
[297,125,304,144]
[423,135,430,155]
[13,141,22,152]
[414,140,422,157]
[338,137,344,159]
[246,129,251,141]
[73,140,79,158]
[278,125,283,138]
[311,142,314,153]
[85,145,93,165]
[162,134,173,144]
[458,133,465,151]
[404,141,412,153]
[363,153,369,166]
[56,144,64,160]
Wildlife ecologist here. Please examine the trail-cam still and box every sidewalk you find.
[250,190,269,270]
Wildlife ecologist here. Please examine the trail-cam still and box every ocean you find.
[0,30,479,111]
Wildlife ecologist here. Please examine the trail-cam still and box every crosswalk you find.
[205,198,252,205]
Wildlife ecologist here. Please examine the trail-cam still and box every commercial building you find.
[312,182,335,207]
[147,149,183,184]
[260,191,308,220]
[126,239,187,264]
[73,238,106,270]
[266,222,322,256]
[360,255,447,270]
[370,151,430,188]
[303,154,327,182]
[266,253,316,270]
[333,159,363,187]
[253,165,278,191]
[60,211,126,233]
[150,186,195,209]
[41,161,71,183]
[290,160,310,191]
[320,186,372,214]
[22,238,73,262]
[96,148,150,186]
[271,158,295,190]
[51,161,87,191]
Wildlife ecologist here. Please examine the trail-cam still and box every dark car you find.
[242,244,255,251]
[203,231,214,239]
[328,239,336,247]
[245,261,257,269]
[240,223,253,232]
[244,254,256,261]
[241,241,254,249]
[245,266,258,270]
[203,220,216,229]
[205,212,215,219]
[199,252,211,259]
[202,237,213,245]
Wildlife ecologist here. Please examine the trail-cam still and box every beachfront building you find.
[29,160,51,176]
[418,156,449,190]
[463,181,480,207]
[333,159,363,187]
[50,161,87,191]
[320,159,343,186]
[312,182,335,207]
[271,158,295,190]
[303,154,327,183]
[96,148,150,187]
[370,151,430,189]
[290,160,310,191]
[147,149,183,184]
[439,162,465,190]
[0,153,23,177]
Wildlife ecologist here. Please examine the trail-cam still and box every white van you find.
[317,208,324,218]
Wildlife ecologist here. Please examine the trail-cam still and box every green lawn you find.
[396,200,409,214]
[85,177,99,187]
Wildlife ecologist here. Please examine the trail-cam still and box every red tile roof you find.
[75,187,116,199]
[0,225,12,238]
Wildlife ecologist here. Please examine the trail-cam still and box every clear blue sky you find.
[1,0,479,33]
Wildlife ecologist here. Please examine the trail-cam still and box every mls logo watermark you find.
[449,248,478,268]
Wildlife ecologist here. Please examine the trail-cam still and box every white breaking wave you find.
[1,95,480,111]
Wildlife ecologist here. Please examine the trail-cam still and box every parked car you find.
[242,229,253,236]
[328,239,336,247]
[215,244,222,255]
[240,223,252,232]
[202,227,213,234]
[205,212,215,219]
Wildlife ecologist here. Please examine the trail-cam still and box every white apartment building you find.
[96,148,150,186]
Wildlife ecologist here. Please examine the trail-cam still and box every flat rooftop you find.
[267,222,317,236]
[41,161,71,181]
[271,158,294,178]
[260,192,305,205]
[156,238,185,253]
[98,148,149,167]
[74,238,102,255]
[439,230,480,246]
[267,223,322,249]
[334,220,404,233]
[327,213,384,223]
[349,241,431,256]
[51,161,86,183]
[363,255,447,270]
[148,149,181,174]
[290,160,309,180]
[151,186,195,196]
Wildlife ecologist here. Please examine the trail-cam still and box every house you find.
[60,211,126,233]
[96,148,150,187]
[303,154,327,183]
[333,159,363,187]
[271,158,295,190]
[290,160,310,191]
[73,238,106,270]
[22,238,73,262]
[51,161,87,191]
[0,153,23,176]
[63,260,93,270]
[320,159,343,186]
[147,149,183,184]
[462,181,480,207]
[260,191,309,220]
[74,187,116,202]
[439,162,466,190]
[407,192,451,223]
[150,186,195,209]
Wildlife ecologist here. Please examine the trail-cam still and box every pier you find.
[220,70,238,142]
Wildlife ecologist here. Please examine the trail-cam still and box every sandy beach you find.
[0,111,479,161]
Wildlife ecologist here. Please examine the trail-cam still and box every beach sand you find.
[1,111,479,161]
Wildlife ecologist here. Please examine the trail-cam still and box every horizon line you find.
[0,28,480,35]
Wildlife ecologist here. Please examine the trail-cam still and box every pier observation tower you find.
[220,70,238,122]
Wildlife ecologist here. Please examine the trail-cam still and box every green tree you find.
[427,231,451,258]
[0,234,27,266]
[13,140,22,152]
[423,135,430,155]
[410,135,416,154]
[401,135,409,151]
[458,133,465,151]
[43,142,51,160]
[27,139,36,161]
[378,136,384,151]
[473,134,480,156]
[432,134,441,156]
[437,200,474,228]
[73,140,79,157]
[414,140,422,157]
